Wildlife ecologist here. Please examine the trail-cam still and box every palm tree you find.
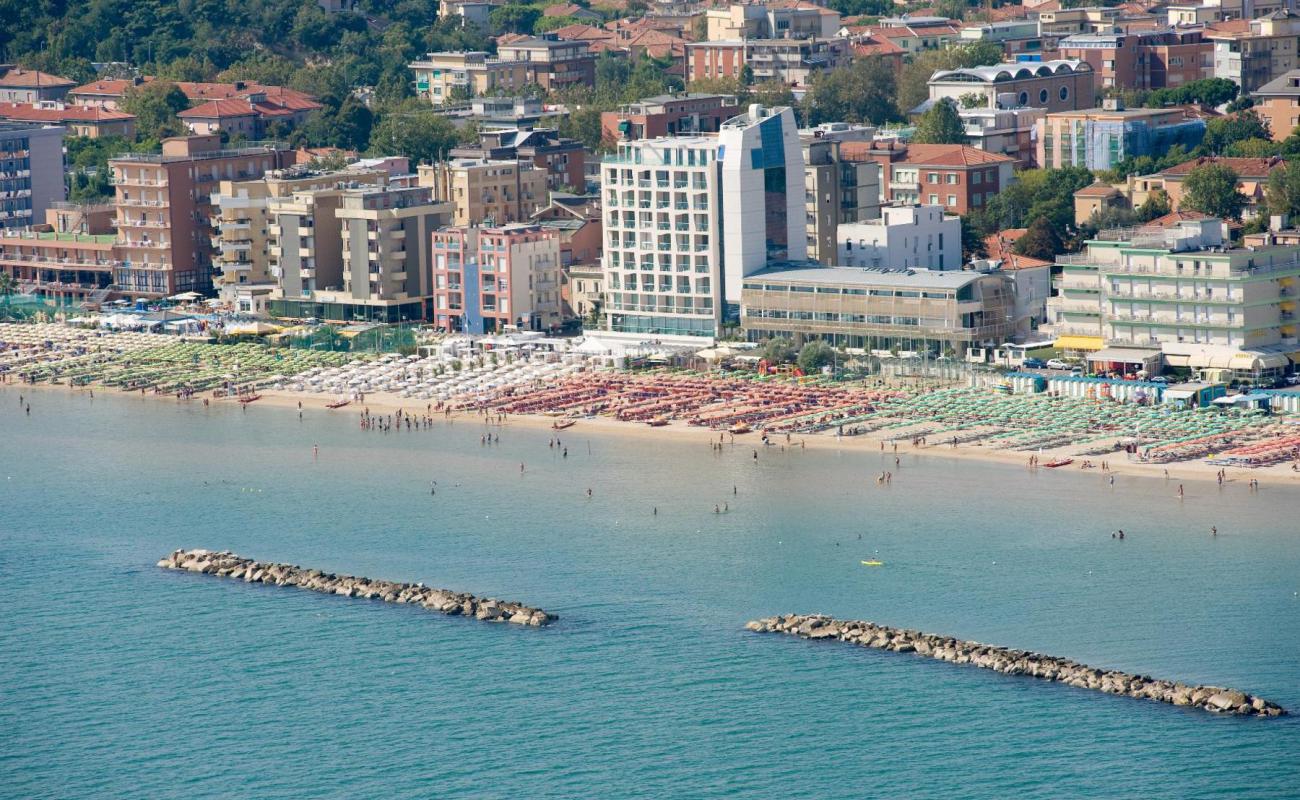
[0,272,15,307]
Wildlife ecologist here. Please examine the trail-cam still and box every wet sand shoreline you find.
[11,378,1300,488]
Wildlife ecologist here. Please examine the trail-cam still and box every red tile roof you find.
[552,23,616,42]
[852,34,906,58]
[1075,182,1122,198]
[1159,156,1282,178]
[0,102,134,123]
[901,144,1017,167]
[0,68,76,89]
[984,229,1053,269]
[68,78,319,109]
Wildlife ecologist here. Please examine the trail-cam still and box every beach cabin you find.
[1261,389,1300,415]
[1007,372,1047,394]
[1162,382,1226,410]
[1046,375,1164,404]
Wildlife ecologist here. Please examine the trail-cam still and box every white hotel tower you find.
[600,105,806,342]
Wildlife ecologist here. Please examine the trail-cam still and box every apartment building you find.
[211,166,387,301]
[959,19,1059,59]
[0,101,135,138]
[600,93,742,145]
[0,122,66,231]
[1057,28,1213,91]
[836,205,961,272]
[1207,11,1300,94]
[685,39,850,88]
[449,127,585,192]
[0,67,75,103]
[68,78,318,112]
[418,158,548,226]
[959,106,1045,166]
[108,135,293,297]
[429,223,563,333]
[600,105,806,341]
[0,204,118,300]
[1252,68,1300,138]
[496,36,596,92]
[803,137,881,265]
[924,60,1096,115]
[882,144,1017,215]
[705,3,841,40]
[1157,156,1281,218]
[409,52,529,105]
[269,185,452,322]
[1050,218,1299,377]
[1037,7,1122,36]
[177,92,323,138]
[739,264,1016,356]
[1036,105,1207,171]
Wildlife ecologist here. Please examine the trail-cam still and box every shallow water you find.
[2,387,1298,798]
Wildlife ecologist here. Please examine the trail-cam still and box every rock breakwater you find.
[746,614,1284,717]
[158,549,556,626]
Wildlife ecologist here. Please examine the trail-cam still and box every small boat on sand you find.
[552,419,576,430]
[326,399,350,409]
[238,394,261,404]
[729,424,751,434]
[647,417,669,427]
[1043,458,1074,468]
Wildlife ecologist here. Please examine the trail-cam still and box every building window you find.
[1018,91,1028,105]
[928,172,939,183]
[1039,88,1048,104]
[947,195,956,206]
[1059,86,1069,101]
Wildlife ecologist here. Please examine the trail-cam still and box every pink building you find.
[430,223,562,334]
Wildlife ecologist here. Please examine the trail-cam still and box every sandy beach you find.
[13,377,1297,488]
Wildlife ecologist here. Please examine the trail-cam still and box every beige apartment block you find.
[418,158,548,226]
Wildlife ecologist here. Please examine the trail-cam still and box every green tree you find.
[1014,216,1064,260]
[911,98,967,144]
[1265,161,1300,221]
[797,340,837,373]
[1181,163,1247,219]
[1203,110,1271,154]
[803,57,900,126]
[752,80,795,109]
[369,103,462,164]
[489,3,541,34]
[121,81,189,140]
[761,337,796,364]
[1226,137,1281,158]
[961,215,987,262]
[1135,188,1171,222]
[0,271,15,306]
[897,41,1003,117]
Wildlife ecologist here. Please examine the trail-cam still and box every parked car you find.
[1046,359,1071,370]
[1021,357,1046,369]
[1287,374,1300,386]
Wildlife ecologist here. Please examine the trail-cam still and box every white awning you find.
[1087,347,1161,364]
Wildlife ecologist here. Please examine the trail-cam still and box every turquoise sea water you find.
[2,386,1298,798]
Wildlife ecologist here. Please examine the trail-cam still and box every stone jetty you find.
[746,614,1284,717]
[158,549,555,626]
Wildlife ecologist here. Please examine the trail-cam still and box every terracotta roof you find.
[984,229,1053,269]
[0,102,134,123]
[852,35,906,58]
[1075,182,1122,198]
[544,3,584,15]
[0,68,76,89]
[495,32,531,47]
[552,23,616,41]
[1159,156,1282,178]
[1204,19,1251,37]
[901,144,1017,167]
[626,29,688,48]
[178,99,259,119]
[67,78,319,109]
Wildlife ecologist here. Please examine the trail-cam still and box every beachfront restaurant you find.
[1086,346,1163,378]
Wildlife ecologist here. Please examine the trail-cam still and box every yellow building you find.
[409,52,529,106]
[418,158,548,226]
